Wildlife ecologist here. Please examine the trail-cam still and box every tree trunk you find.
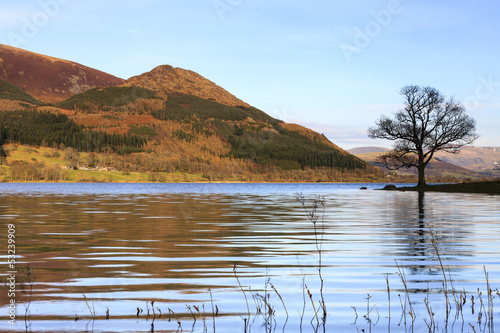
[417,164,426,186]
[416,148,427,186]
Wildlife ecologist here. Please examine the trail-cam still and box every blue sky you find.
[1,0,499,149]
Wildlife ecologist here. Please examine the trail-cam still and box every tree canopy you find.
[368,85,478,186]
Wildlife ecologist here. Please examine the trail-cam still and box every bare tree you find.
[368,85,478,186]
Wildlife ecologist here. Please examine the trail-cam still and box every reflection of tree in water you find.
[388,191,474,276]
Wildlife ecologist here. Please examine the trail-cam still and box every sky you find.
[1,0,499,150]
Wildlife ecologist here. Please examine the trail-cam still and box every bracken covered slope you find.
[123,65,249,107]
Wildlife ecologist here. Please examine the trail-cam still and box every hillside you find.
[0,79,44,109]
[351,147,487,181]
[351,145,500,177]
[0,45,378,182]
[433,146,500,173]
[50,85,367,171]
[0,44,124,103]
[123,65,249,107]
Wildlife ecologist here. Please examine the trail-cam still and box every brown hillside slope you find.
[0,44,124,103]
[123,65,249,107]
[434,146,500,172]
[353,151,482,179]
[350,146,500,174]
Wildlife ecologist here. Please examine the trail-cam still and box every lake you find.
[0,183,499,332]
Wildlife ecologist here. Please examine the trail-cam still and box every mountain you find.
[351,145,500,175]
[123,65,249,107]
[0,45,377,182]
[0,44,124,103]
[433,146,500,173]
[350,146,486,180]
[50,83,367,171]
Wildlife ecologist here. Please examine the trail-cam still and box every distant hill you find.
[350,147,485,180]
[433,146,500,173]
[0,44,124,103]
[480,147,500,153]
[350,145,500,172]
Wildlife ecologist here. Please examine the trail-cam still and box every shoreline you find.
[381,180,500,195]
[0,179,411,184]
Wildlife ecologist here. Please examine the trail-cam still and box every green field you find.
[0,144,211,183]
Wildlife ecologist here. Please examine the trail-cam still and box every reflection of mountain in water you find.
[0,192,310,303]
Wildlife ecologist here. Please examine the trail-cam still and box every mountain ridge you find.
[349,145,499,173]
[0,44,124,103]
[350,145,499,179]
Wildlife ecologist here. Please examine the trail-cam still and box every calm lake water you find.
[0,183,499,332]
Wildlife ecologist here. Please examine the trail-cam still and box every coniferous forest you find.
[0,110,146,153]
